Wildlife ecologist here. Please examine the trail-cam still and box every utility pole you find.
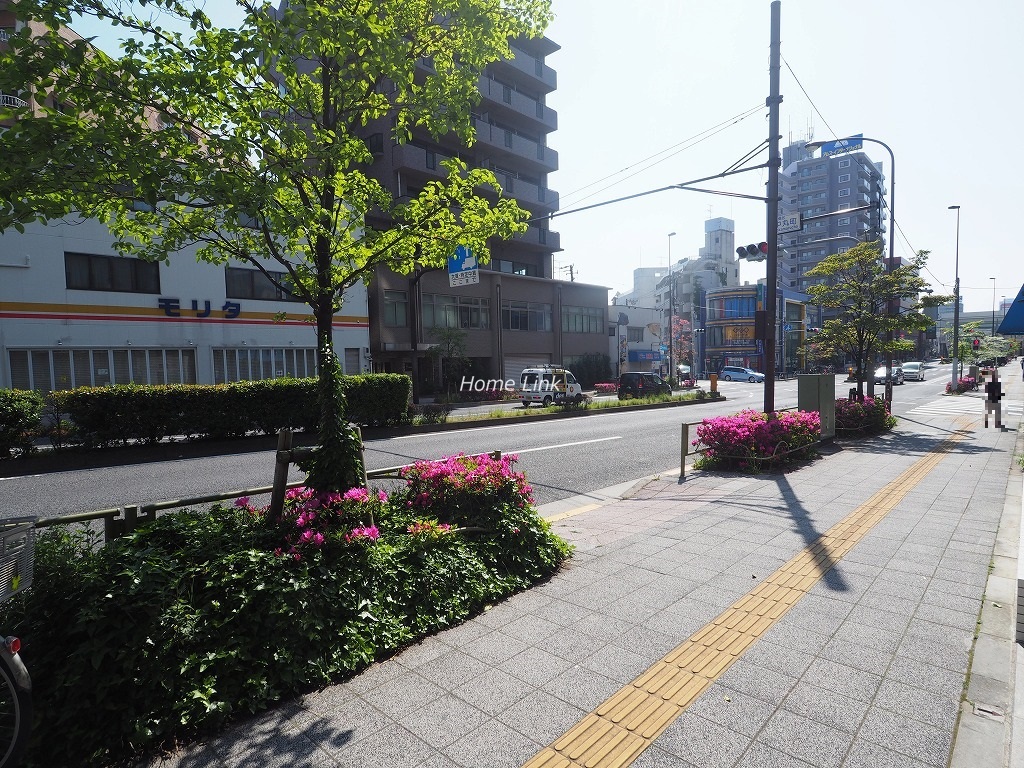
[764,0,782,414]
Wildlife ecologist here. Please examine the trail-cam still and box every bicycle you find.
[0,518,34,768]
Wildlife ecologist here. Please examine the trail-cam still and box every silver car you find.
[900,361,925,381]
[874,365,904,385]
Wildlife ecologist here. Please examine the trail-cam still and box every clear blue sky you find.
[73,0,1020,313]
[544,0,1022,313]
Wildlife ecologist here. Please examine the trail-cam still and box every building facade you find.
[0,218,370,392]
[779,139,887,297]
[360,34,609,392]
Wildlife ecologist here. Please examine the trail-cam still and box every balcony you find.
[474,119,558,173]
[512,224,560,251]
[478,76,557,132]
[493,45,557,93]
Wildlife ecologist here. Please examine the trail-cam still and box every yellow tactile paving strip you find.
[523,421,972,768]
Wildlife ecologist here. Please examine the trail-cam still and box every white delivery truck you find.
[517,365,584,407]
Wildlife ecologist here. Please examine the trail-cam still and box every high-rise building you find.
[361,35,610,395]
[778,139,887,297]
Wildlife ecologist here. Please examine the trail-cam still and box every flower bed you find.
[694,408,821,471]
[834,396,895,435]
[594,382,617,394]
[945,376,978,394]
[3,454,570,767]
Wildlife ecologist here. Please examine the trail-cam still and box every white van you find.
[518,366,584,407]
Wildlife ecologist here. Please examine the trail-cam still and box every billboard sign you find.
[818,134,863,157]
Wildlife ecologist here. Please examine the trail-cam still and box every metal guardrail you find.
[36,427,505,543]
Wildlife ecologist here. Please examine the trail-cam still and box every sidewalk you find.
[145,367,1024,768]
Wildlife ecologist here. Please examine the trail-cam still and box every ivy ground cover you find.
[2,453,570,767]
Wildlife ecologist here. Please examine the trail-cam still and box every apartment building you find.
[361,34,610,392]
[779,139,887,295]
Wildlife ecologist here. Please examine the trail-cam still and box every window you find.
[626,327,644,343]
[10,347,196,391]
[502,300,551,332]
[225,266,302,302]
[490,259,538,277]
[838,159,851,168]
[65,252,160,293]
[838,188,850,197]
[838,173,851,183]
[561,305,604,334]
[421,293,489,329]
[383,290,408,327]
[837,217,850,226]
[608,325,616,337]
[212,348,317,383]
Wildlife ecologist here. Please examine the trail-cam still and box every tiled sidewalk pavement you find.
[145,380,1021,768]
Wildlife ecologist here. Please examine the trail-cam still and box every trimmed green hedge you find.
[0,389,44,457]
[48,374,411,447]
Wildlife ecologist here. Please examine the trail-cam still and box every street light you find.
[991,277,997,336]
[949,205,961,389]
[667,232,676,381]
[805,136,895,401]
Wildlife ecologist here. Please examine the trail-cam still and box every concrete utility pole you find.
[764,0,782,414]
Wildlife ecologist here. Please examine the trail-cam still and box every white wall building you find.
[0,218,370,392]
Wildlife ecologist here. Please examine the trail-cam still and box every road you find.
[0,375,947,521]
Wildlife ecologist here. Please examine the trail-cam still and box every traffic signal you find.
[807,327,821,334]
[736,243,769,262]
[972,338,980,350]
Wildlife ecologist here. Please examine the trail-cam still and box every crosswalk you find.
[905,396,1023,420]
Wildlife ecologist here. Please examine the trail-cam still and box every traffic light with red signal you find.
[736,243,769,262]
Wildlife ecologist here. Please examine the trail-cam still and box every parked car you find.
[900,361,925,381]
[518,366,584,407]
[719,365,765,383]
[617,372,672,399]
[873,365,905,385]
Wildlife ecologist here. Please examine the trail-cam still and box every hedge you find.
[0,374,412,451]
[0,389,44,457]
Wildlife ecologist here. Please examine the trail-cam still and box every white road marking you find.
[506,436,622,455]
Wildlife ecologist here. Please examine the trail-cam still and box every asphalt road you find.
[0,375,945,521]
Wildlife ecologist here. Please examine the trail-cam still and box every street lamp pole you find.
[991,277,997,336]
[667,232,676,381]
[949,205,961,389]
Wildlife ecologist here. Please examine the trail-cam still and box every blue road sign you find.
[819,134,863,157]
[448,245,479,287]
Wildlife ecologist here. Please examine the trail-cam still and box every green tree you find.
[0,0,549,490]
[804,243,950,400]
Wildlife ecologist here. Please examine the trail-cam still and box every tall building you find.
[363,34,609,394]
[778,139,887,296]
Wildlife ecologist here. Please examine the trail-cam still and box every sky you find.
[71,0,1022,314]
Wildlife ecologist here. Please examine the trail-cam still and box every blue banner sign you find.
[818,134,863,157]
[628,350,661,362]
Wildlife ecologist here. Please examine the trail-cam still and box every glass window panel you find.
[148,350,165,384]
[166,351,182,383]
[90,258,113,291]
[110,259,134,291]
[252,276,279,301]
[30,351,52,393]
[344,348,360,375]
[52,350,72,391]
[112,350,130,383]
[238,350,251,381]
[285,349,298,377]
[73,350,92,386]
[212,349,225,384]
[136,261,160,293]
[260,348,273,379]
[181,350,197,384]
[64,253,90,289]
[9,351,29,390]
[130,350,148,383]
[225,267,250,298]
[91,350,111,386]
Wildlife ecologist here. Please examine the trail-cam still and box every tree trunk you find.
[303,297,365,492]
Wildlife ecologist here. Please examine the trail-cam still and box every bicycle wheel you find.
[0,645,31,768]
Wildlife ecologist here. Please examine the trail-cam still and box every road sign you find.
[783,323,792,332]
[448,245,479,287]
[818,134,863,157]
[778,212,801,234]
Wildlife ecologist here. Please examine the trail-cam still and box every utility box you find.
[798,374,836,440]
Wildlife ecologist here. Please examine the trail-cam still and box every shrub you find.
[694,408,820,471]
[0,389,44,457]
[834,396,895,435]
[1,458,570,767]
[945,376,977,394]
